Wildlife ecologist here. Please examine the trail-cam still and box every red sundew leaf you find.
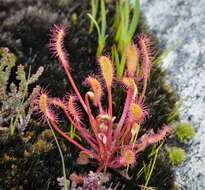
[49,24,69,69]
[34,90,59,124]
[98,56,113,88]
[67,95,82,124]
[126,44,139,77]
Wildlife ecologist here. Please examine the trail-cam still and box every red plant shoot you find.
[35,25,171,172]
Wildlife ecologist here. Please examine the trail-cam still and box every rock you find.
[141,0,205,189]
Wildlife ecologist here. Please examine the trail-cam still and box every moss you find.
[0,154,16,164]
[32,139,53,154]
[40,129,53,140]
[168,147,186,166]
[0,126,72,190]
[0,0,96,97]
[175,123,195,143]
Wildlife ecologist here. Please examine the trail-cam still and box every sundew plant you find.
[34,25,171,172]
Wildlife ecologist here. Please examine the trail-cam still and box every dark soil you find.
[0,0,177,189]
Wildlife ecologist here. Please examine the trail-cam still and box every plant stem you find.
[49,119,98,160]
[47,120,68,190]
[64,67,88,113]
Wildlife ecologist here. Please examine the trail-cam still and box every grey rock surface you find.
[140,0,205,189]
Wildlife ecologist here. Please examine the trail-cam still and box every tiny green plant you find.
[175,123,195,143]
[168,147,186,166]
[88,0,107,56]
[34,25,171,173]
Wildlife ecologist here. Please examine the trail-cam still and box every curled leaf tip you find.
[85,76,103,106]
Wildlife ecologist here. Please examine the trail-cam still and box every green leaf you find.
[89,0,99,33]
[87,13,101,39]
[100,0,106,36]
[128,0,140,40]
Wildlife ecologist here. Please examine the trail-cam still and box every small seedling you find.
[168,147,186,166]
[175,123,195,143]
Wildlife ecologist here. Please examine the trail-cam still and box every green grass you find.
[113,0,140,77]
[87,0,107,56]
